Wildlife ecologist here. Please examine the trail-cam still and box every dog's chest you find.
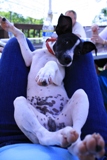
[27,49,68,115]
[30,49,56,73]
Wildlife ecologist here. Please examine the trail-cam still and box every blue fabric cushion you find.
[0,144,78,160]
[98,70,107,106]
[0,37,33,145]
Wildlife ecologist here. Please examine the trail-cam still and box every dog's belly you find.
[27,84,69,116]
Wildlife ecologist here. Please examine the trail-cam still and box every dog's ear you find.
[81,41,97,55]
[55,14,72,36]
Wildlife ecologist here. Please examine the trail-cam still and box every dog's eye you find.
[62,40,70,45]
[65,41,69,45]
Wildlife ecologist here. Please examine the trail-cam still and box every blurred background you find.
[0,0,107,25]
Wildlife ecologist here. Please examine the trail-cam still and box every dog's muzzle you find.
[59,54,72,66]
[57,54,73,67]
[63,54,72,64]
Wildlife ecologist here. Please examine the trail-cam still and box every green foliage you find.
[0,11,43,24]
[101,8,107,16]
[92,7,107,25]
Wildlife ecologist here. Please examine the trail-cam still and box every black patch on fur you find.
[48,117,56,131]
[96,145,102,152]
[41,81,47,86]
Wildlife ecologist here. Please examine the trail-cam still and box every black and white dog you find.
[0,14,105,159]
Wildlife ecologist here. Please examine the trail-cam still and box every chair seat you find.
[0,143,79,160]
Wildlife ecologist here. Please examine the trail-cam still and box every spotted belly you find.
[27,94,68,115]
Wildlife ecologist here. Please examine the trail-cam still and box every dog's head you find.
[53,14,97,67]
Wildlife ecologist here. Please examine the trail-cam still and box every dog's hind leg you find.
[68,89,89,134]
[68,134,105,160]
[56,89,89,137]
[14,96,59,145]
[14,96,77,147]
[55,89,105,158]
[14,96,44,143]
[52,89,89,148]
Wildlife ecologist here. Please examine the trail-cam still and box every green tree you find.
[92,8,107,24]
[0,11,43,24]
[101,8,107,17]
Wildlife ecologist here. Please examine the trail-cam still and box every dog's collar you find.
[46,38,57,55]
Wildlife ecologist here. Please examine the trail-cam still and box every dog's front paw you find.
[36,67,55,86]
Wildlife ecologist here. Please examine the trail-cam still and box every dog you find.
[0,14,105,159]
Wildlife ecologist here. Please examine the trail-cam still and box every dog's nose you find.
[63,55,72,64]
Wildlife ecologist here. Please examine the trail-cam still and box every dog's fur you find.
[0,14,105,159]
